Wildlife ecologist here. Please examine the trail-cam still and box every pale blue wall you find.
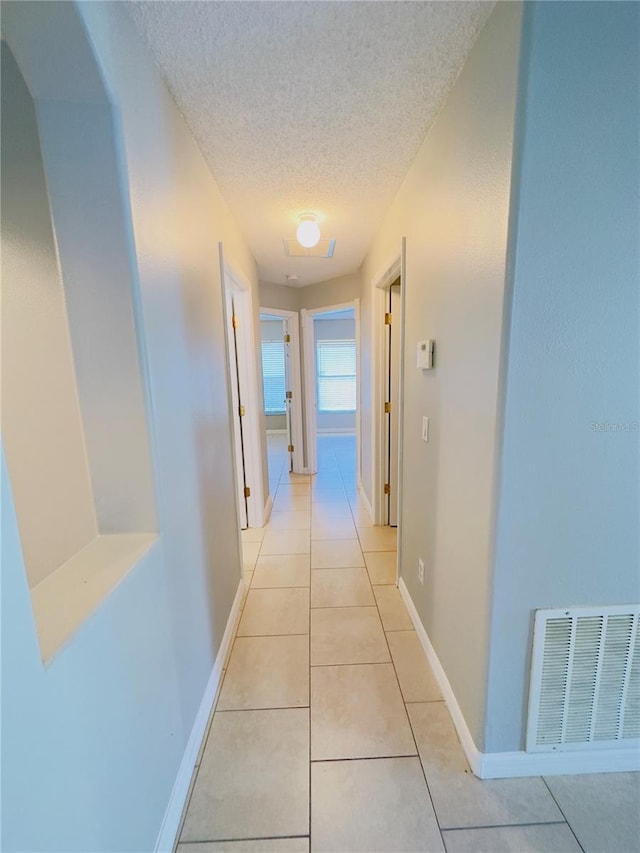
[1,1,255,849]
[486,0,640,752]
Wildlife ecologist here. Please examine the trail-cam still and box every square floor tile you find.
[311,539,365,569]
[261,528,310,555]
[357,526,397,552]
[311,663,415,760]
[441,824,581,852]
[242,541,261,570]
[284,472,311,483]
[273,493,311,512]
[311,568,374,607]
[407,702,563,829]
[238,588,309,636]
[241,527,265,543]
[268,511,311,531]
[349,504,375,527]
[178,839,309,852]
[312,504,352,522]
[544,772,640,853]
[252,554,310,588]
[218,635,309,709]
[311,519,357,540]
[311,607,389,666]
[277,483,311,496]
[311,757,443,852]
[364,551,397,585]
[387,630,442,702]
[312,489,348,503]
[373,585,413,631]
[181,708,309,841]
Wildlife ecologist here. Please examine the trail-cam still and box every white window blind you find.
[261,340,286,414]
[316,339,356,412]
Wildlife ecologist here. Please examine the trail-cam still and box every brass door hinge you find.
[284,333,291,343]
[239,405,245,417]
[244,486,251,498]
[286,391,293,400]
[232,315,239,329]
[384,312,392,325]
[384,483,391,495]
[384,401,391,414]
[288,444,295,453]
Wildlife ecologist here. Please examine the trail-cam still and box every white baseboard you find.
[397,578,640,780]
[155,578,245,852]
[480,745,640,778]
[398,578,483,776]
[263,495,273,523]
[356,479,374,522]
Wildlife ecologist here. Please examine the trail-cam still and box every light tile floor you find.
[177,435,640,853]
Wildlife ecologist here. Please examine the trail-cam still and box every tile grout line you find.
[216,705,310,713]
[311,753,420,764]
[184,834,310,846]
[441,820,571,833]
[541,777,586,852]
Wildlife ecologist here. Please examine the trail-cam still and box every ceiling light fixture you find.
[296,214,321,249]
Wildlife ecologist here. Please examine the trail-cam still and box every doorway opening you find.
[301,300,360,476]
[372,241,406,539]
[221,257,266,530]
[259,307,304,499]
[384,277,401,527]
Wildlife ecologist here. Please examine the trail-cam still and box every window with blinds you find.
[261,340,286,414]
[316,339,356,412]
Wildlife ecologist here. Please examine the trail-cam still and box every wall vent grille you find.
[526,605,640,752]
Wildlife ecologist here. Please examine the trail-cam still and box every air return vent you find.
[526,606,640,753]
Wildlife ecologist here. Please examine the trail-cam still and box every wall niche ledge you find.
[31,533,158,663]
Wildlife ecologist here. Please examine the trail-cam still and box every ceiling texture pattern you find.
[126,1,493,287]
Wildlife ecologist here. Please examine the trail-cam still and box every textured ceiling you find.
[126,1,493,287]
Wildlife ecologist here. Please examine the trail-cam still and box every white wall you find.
[1,43,98,588]
[298,271,361,311]
[36,94,158,538]
[360,1,523,749]
[259,271,362,314]
[485,0,640,753]
[1,2,257,850]
[259,280,300,312]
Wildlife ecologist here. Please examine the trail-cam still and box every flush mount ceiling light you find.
[296,214,321,249]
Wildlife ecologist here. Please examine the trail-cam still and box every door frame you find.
[301,299,360,475]
[259,306,305,475]
[221,258,266,529]
[371,242,406,549]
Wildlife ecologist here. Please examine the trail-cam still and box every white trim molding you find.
[370,251,403,526]
[357,478,375,523]
[155,578,245,852]
[260,305,305,475]
[398,578,640,779]
[263,494,273,524]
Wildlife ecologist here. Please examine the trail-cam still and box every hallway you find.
[175,437,638,853]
